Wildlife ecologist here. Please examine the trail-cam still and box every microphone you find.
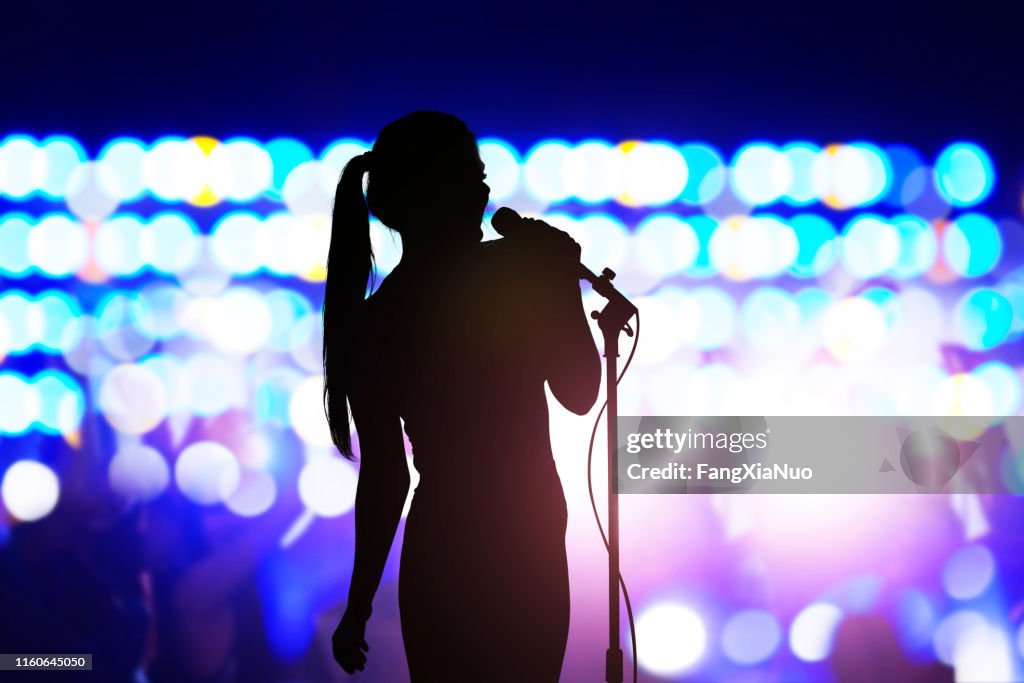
[491,206,638,332]
[490,207,598,284]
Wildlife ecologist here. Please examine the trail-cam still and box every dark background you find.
[3,1,1024,214]
[5,1,1022,159]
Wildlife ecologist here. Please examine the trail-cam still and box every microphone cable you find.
[586,310,640,683]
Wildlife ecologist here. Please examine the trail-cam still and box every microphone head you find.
[490,206,521,237]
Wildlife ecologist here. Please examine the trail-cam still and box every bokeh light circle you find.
[2,460,60,522]
[635,602,707,675]
[175,441,241,505]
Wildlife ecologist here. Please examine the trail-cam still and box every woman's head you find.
[323,111,489,459]
[368,111,489,243]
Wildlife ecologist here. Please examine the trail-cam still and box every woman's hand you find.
[517,216,582,268]
[332,606,371,674]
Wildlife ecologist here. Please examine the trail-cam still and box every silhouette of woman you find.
[323,111,601,682]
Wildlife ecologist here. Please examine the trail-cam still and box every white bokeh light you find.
[99,363,169,434]
[108,443,171,503]
[789,603,844,662]
[634,602,707,676]
[2,460,60,521]
[175,441,241,505]
[298,455,358,517]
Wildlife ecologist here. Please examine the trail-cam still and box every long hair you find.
[322,152,374,460]
[322,112,481,460]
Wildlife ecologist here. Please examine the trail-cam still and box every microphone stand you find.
[581,266,638,683]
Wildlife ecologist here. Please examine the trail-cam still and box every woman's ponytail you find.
[322,152,374,460]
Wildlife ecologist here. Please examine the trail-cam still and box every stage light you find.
[255,366,305,426]
[934,142,995,207]
[134,283,188,340]
[291,215,331,282]
[205,287,273,356]
[225,468,277,517]
[259,212,302,276]
[0,291,34,354]
[0,214,32,276]
[287,311,323,373]
[890,214,938,279]
[722,609,782,665]
[822,297,886,362]
[933,373,994,417]
[573,213,629,273]
[789,602,843,662]
[182,352,246,417]
[632,291,687,366]
[289,376,334,446]
[559,139,623,204]
[813,143,890,208]
[108,444,171,503]
[944,213,1002,278]
[889,287,944,349]
[208,137,274,201]
[39,135,86,198]
[788,214,836,278]
[35,291,82,353]
[142,137,206,201]
[942,544,996,600]
[264,288,314,352]
[478,138,522,202]
[2,460,60,522]
[633,214,699,278]
[782,142,821,205]
[710,215,796,280]
[840,215,900,279]
[619,141,687,207]
[885,145,925,207]
[741,288,800,351]
[283,160,333,215]
[953,288,1013,350]
[634,602,707,675]
[184,136,221,207]
[0,372,39,434]
[211,211,264,274]
[794,286,834,327]
[66,161,120,221]
[679,143,725,205]
[684,362,740,414]
[26,213,87,277]
[99,363,168,434]
[692,287,736,350]
[97,138,148,201]
[95,292,156,359]
[933,610,987,665]
[972,361,1021,416]
[951,622,1015,683]
[523,140,572,203]
[298,455,358,517]
[148,212,200,274]
[730,143,791,205]
[138,354,189,416]
[175,441,242,505]
[0,135,47,199]
[95,215,146,276]
[860,286,901,330]
[266,138,314,201]
[38,371,79,434]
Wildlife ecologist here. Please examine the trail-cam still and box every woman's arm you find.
[540,269,602,415]
[344,384,410,619]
